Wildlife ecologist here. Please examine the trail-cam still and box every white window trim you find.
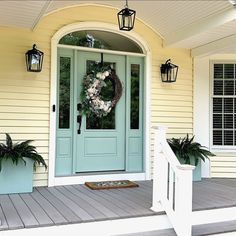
[49,22,151,187]
[210,60,236,152]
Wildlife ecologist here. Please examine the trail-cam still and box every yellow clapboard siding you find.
[152,117,193,123]
[210,155,236,162]
[211,173,236,178]
[152,106,192,112]
[0,78,49,87]
[0,113,49,120]
[33,173,48,181]
[211,162,236,167]
[33,180,48,187]
[152,82,192,89]
[152,88,193,96]
[152,78,192,86]
[31,140,49,146]
[211,167,236,173]
[0,86,49,94]
[153,100,192,107]
[210,153,236,177]
[0,100,49,107]
[3,133,49,140]
[0,93,49,101]
[0,107,49,114]
[152,111,192,118]
[151,122,193,128]
[0,120,49,127]
[0,127,49,133]
[152,95,192,102]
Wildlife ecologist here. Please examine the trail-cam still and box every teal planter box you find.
[192,161,201,181]
[178,157,202,181]
[0,158,34,194]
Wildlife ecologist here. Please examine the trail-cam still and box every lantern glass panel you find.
[25,44,44,72]
[161,60,178,83]
[117,7,135,31]
[30,54,40,71]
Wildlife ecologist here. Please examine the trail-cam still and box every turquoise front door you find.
[55,48,144,176]
[76,52,126,172]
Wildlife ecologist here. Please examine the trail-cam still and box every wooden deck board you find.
[76,185,131,218]
[62,185,119,219]
[36,187,82,223]
[81,185,144,216]
[0,202,9,230]
[0,195,24,230]
[30,189,67,225]
[20,193,53,226]
[9,194,39,228]
[1,179,236,232]
[50,186,94,221]
[62,185,108,220]
[103,188,152,215]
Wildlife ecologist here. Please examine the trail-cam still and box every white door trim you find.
[49,22,151,187]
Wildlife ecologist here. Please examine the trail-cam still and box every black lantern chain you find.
[160,59,178,83]
[117,0,136,31]
[25,44,44,72]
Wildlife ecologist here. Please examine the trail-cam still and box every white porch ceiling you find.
[1,0,236,56]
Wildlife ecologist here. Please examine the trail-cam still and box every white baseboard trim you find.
[52,173,146,186]
[0,215,172,236]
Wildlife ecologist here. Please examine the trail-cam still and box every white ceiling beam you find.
[31,0,53,30]
[191,33,236,57]
[164,7,236,47]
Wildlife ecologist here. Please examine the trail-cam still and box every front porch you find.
[1,179,236,235]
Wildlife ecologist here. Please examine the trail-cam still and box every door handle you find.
[77,115,82,134]
[77,103,82,111]
[77,103,83,134]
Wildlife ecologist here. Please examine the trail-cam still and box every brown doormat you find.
[85,180,139,190]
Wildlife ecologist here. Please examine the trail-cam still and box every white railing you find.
[151,126,195,236]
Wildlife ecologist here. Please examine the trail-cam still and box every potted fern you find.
[167,134,215,181]
[0,133,47,194]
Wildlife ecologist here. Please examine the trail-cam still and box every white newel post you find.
[175,165,195,236]
[151,126,167,212]
[151,126,195,236]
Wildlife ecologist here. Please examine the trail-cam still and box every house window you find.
[59,30,143,53]
[212,63,236,147]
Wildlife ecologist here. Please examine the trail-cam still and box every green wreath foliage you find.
[80,68,122,117]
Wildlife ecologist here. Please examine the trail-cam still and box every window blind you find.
[212,63,236,146]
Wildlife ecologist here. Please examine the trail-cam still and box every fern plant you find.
[167,134,215,166]
[0,133,47,172]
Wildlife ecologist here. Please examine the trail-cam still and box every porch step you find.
[116,220,236,236]
[115,228,176,236]
[193,220,236,236]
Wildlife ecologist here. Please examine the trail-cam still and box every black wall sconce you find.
[160,59,178,83]
[25,44,44,72]
[117,0,136,31]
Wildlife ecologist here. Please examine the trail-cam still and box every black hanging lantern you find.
[160,59,178,83]
[117,0,136,31]
[25,44,44,72]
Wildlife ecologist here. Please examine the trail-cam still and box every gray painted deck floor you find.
[1,179,236,233]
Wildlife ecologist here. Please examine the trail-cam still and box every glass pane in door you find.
[85,60,116,129]
[59,57,71,129]
[130,64,140,129]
